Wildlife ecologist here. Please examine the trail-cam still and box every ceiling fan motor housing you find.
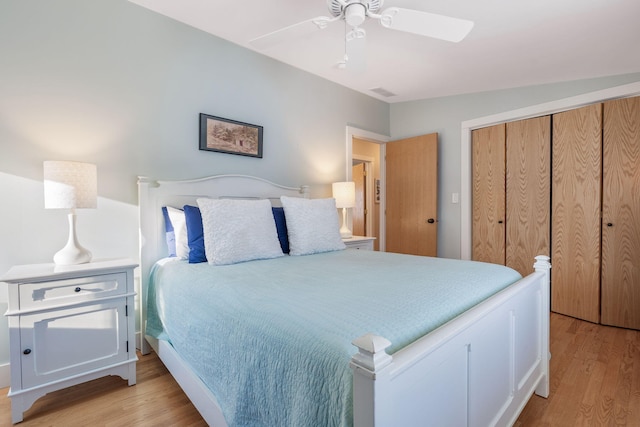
[327,0,384,18]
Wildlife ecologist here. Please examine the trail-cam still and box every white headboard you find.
[137,174,309,353]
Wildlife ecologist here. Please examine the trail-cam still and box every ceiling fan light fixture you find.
[345,3,366,27]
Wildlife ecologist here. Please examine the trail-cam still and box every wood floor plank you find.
[0,351,207,427]
[516,314,640,426]
[2,313,639,426]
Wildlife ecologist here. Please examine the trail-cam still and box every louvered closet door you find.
[602,97,640,330]
[505,116,551,277]
[552,104,602,323]
[472,124,506,265]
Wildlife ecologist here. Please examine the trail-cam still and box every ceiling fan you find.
[249,0,474,69]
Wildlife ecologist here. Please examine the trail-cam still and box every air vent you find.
[369,87,397,97]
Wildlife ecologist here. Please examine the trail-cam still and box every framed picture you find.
[375,179,381,203]
[199,113,263,158]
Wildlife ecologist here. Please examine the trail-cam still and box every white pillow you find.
[280,196,346,256]
[196,198,284,265]
[166,206,190,260]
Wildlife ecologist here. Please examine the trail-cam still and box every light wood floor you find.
[1,313,639,426]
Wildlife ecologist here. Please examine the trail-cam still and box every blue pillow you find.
[184,205,207,263]
[161,206,177,257]
[272,207,289,254]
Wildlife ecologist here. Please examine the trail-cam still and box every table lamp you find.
[44,161,97,265]
[332,181,355,239]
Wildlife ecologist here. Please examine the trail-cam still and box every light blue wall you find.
[0,0,389,372]
[390,72,640,259]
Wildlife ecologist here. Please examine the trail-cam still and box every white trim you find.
[460,81,640,260]
[346,126,390,251]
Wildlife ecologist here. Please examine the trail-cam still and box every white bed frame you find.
[138,174,551,427]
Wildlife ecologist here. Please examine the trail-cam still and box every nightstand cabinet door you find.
[19,300,129,389]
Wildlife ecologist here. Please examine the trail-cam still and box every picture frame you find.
[375,179,380,203]
[199,113,263,158]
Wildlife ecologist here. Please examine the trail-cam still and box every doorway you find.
[346,127,388,251]
[346,126,439,256]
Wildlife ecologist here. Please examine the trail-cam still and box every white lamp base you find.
[340,207,353,239]
[54,213,92,265]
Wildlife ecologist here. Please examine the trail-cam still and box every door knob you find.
[607,223,613,227]
[427,218,435,224]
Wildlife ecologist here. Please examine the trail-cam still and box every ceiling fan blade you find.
[249,16,338,50]
[378,7,474,42]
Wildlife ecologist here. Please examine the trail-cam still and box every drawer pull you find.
[23,349,31,355]
[75,287,82,292]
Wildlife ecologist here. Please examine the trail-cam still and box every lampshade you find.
[332,181,355,209]
[44,161,97,210]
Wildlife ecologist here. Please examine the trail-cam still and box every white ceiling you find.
[129,0,640,103]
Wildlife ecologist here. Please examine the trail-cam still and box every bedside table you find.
[343,236,376,250]
[2,259,138,424]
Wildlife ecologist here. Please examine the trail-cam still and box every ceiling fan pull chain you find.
[337,21,349,69]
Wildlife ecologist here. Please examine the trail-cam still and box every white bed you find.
[138,174,551,427]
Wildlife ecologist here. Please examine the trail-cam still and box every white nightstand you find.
[2,259,138,424]
[343,236,376,251]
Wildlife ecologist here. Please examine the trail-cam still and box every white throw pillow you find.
[280,196,346,256]
[197,198,284,265]
[166,206,190,260]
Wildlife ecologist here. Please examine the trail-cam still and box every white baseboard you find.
[0,362,9,389]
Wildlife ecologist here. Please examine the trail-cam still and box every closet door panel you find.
[602,97,640,330]
[472,124,506,265]
[506,116,551,277]
[552,104,602,323]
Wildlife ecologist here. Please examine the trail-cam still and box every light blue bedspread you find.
[146,250,521,427]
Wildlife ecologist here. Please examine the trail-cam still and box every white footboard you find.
[351,256,551,427]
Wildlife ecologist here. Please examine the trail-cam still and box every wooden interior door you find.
[472,124,506,265]
[505,116,551,276]
[352,162,366,236]
[601,96,640,330]
[552,104,602,323]
[386,133,438,256]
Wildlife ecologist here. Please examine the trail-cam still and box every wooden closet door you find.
[505,116,551,277]
[602,97,640,330]
[472,124,506,265]
[552,104,602,323]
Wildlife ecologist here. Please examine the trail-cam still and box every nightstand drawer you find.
[343,236,375,251]
[19,273,127,310]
